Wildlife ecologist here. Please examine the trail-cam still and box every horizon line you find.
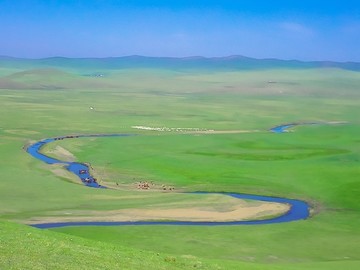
[0,54,359,64]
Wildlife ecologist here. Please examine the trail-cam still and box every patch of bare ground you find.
[48,164,81,185]
[132,126,261,134]
[26,194,290,224]
[45,145,76,162]
[190,129,261,134]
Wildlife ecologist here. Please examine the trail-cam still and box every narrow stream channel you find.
[27,125,310,228]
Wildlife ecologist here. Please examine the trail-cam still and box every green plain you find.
[0,65,359,269]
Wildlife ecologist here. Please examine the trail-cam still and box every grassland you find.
[0,62,359,269]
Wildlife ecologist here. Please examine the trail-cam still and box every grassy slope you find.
[1,221,359,270]
[50,125,360,266]
[0,66,359,269]
[0,221,237,270]
[46,125,360,208]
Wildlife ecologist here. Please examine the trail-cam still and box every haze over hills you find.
[0,68,118,89]
[1,55,359,90]
[1,55,360,71]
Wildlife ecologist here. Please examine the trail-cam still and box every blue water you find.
[26,131,310,228]
[32,191,309,228]
[270,124,296,133]
[270,122,319,133]
[27,134,133,188]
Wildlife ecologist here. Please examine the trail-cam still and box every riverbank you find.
[26,128,310,228]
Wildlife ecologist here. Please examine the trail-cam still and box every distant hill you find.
[0,55,359,71]
[0,68,114,89]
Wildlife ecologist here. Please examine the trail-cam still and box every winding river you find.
[270,122,318,133]
[27,124,310,228]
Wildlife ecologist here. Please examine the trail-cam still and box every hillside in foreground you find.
[1,221,359,270]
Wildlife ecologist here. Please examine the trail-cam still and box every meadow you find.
[0,61,359,269]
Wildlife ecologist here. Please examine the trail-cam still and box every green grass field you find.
[0,63,359,269]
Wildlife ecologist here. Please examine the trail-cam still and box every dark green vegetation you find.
[0,57,359,269]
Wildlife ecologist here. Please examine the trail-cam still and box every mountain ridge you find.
[0,55,359,71]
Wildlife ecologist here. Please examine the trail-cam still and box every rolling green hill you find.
[0,57,359,269]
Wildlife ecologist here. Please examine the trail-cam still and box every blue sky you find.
[0,0,359,61]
